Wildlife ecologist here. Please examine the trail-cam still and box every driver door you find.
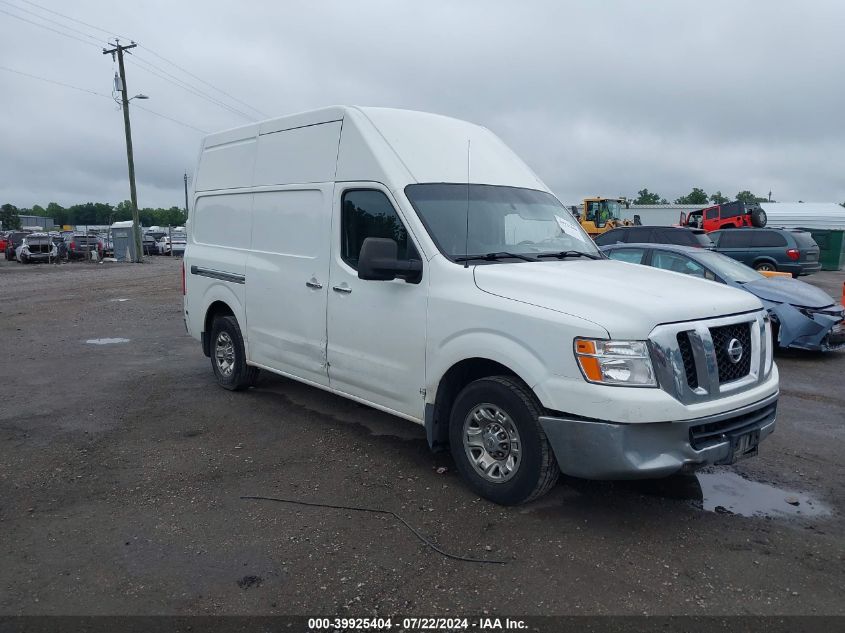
[325,185,428,420]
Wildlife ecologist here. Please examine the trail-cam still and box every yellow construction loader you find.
[574,197,634,237]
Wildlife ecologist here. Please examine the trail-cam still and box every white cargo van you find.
[183,106,778,505]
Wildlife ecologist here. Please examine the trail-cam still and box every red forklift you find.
[680,200,767,232]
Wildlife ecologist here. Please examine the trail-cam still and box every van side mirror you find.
[358,237,422,283]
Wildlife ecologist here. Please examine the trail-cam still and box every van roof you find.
[196,106,547,193]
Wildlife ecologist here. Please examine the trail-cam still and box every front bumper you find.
[539,391,777,480]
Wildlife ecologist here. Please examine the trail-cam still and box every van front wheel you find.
[449,376,559,505]
[210,315,259,391]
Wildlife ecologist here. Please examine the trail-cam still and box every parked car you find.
[709,228,821,277]
[64,233,103,260]
[17,233,59,263]
[681,200,768,231]
[594,225,713,248]
[601,242,844,351]
[184,106,779,505]
[0,232,7,253]
[142,233,158,255]
[3,231,30,260]
[158,233,186,255]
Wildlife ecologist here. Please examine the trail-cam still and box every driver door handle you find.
[305,280,323,289]
[332,285,352,294]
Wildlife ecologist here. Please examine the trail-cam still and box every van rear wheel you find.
[210,315,259,391]
[754,261,776,272]
[449,376,559,505]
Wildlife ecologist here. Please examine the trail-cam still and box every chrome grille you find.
[648,311,770,404]
[710,322,752,383]
[676,332,698,389]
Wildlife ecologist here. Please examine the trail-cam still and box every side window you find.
[341,189,416,269]
[607,248,646,264]
[716,230,749,248]
[705,207,719,220]
[721,201,744,218]
[586,202,601,225]
[751,231,787,247]
[651,251,706,277]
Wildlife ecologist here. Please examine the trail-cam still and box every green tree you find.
[46,202,67,226]
[635,188,663,204]
[114,200,134,221]
[710,191,729,204]
[736,190,768,204]
[1,203,22,230]
[675,188,709,205]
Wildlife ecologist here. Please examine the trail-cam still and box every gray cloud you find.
[1,0,843,211]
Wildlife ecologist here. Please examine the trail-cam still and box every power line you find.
[0,6,103,48]
[137,45,269,118]
[4,0,266,122]
[127,54,256,121]
[0,64,207,133]
[5,0,267,121]
[13,0,128,39]
[0,0,108,46]
[132,103,208,133]
[126,54,257,121]
[0,63,109,98]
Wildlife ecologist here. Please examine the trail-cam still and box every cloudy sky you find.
[1,0,843,210]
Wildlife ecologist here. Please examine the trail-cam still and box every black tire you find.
[19,254,28,264]
[754,261,777,272]
[449,376,559,505]
[751,208,767,228]
[209,315,259,391]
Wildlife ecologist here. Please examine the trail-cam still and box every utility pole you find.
[184,172,190,219]
[103,39,142,262]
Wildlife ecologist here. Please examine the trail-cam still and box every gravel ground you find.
[0,257,843,616]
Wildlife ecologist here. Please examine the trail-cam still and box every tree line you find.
[633,188,775,205]
[1,201,187,230]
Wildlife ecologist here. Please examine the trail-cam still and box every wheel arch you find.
[752,257,778,270]
[202,300,236,357]
[425,357,534,452]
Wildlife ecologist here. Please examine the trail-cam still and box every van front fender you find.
[428,329,552,405]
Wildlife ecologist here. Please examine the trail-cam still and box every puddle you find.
[697,471,831,518]
[625,470,832,519]
[85,338,130,345]
[109,298,130,302]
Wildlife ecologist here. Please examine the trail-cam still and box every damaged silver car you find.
[16,233,59,264]
[601,242,845,352]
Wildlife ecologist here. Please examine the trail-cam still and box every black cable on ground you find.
[240,495,508,565]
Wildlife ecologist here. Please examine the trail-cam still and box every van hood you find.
[473,259,762,339]
[742,277,834,309]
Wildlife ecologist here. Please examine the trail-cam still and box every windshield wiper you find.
[454,251,537,263]
[536,250,603,260]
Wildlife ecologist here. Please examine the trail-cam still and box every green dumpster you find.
[799,228,845,271]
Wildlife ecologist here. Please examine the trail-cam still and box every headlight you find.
[574,338,657,387]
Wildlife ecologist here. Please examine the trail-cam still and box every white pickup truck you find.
[183,106,778,505]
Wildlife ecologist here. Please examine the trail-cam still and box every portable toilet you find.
[110,220,138,261]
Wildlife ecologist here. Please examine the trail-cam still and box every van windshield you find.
[405,184,600,262]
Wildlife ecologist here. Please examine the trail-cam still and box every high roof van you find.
[184,106,779,505]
